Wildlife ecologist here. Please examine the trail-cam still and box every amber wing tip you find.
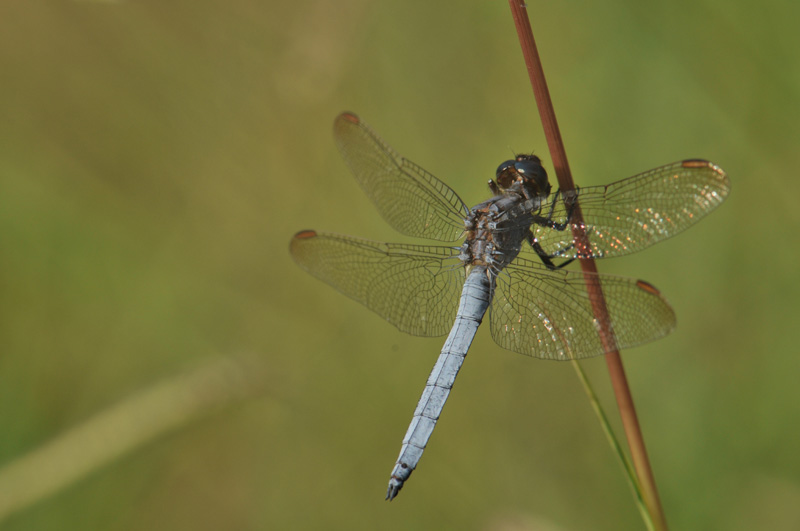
[292,230,318,240]
[635,279,662,296]
[680,158,711,168]
[337,112,360,124]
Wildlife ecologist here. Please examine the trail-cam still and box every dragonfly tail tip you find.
[386,478,404,501]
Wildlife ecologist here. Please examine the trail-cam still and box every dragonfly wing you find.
[334,113,469,242]
[531,160,730,259]
[490,257,676,360]
[290,231,463,337]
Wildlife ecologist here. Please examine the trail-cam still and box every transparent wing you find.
[530,160,730,259]
[490,256,676,360]
[290,231,464,337]
[334,113,469,242]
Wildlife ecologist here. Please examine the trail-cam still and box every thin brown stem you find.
[507,2,668,529]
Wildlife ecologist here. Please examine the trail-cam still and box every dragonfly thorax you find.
[460,194,539,274]
[460,156,552,274]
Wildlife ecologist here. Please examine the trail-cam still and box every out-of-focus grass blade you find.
[0,354,268,524]
[571,360,655,531]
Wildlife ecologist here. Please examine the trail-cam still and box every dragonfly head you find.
[495,154,551,198]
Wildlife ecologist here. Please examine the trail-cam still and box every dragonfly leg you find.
[526,188,587,267]
[526,231,576,270]
[532,188,580,231]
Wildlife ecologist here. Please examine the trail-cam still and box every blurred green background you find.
[1,1,798,529]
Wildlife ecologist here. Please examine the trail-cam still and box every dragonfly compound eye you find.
[514,158,549,192]
[495,159,518,189]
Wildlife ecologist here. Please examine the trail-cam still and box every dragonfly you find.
[290,112,730,500]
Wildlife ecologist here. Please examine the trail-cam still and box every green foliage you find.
[1,1,798,529]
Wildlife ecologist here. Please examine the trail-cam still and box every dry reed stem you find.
[507,2,668,529]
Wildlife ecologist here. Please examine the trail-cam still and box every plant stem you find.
[507,2,668,529]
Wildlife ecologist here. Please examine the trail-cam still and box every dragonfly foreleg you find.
[531,187,580,231]
[526,230,576,270]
